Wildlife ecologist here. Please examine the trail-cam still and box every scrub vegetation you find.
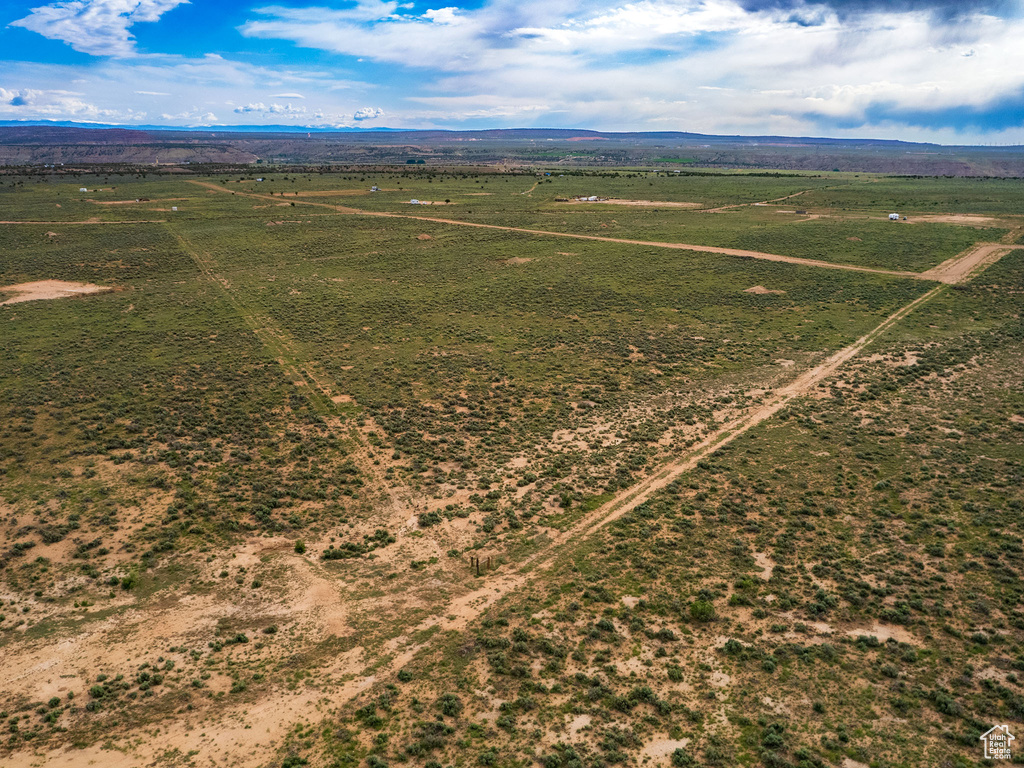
[0,165,1021,768]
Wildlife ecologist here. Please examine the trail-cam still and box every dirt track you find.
[0,219,167,225]
[918,243,1023,283]
[186,180,945,282]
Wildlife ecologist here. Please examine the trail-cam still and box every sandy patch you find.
[913,214,999,225]
[505,257,533,265]
[567,714,592,736]
[847,236,863,241]
[332,394,355,404]
[622,596,640,608]
[847,624,919,645]
[710,670,731,687]
[641,738,690,760]
[0,280,113,306]
[1010,415,1024,424]
[753,551,774,580]
[745,285,786,295]
[416,234,433,240]
[406,201,451,206]
[565,198,700,208]
[91,197,190,205]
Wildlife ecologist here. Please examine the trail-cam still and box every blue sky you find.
[2,0,1023,142]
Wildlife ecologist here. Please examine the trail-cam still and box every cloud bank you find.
[3,0,1024,140]
[10,0,190,57]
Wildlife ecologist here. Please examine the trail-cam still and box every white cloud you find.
[6,0,1024,140]
[353,106,384,120]
[240,0,1024,139]
[160,108,218,123]
[234,101,307,116]
[10,0,190,57]
[1,86,146,121]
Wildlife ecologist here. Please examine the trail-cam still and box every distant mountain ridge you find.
[0,120,956,147]
[3,121,1023,174]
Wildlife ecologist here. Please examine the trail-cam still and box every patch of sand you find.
[91,197,190,205]
[641,738,690,760]
[416,234,433,240]
[847,624,919,645]
[504,257,533,265]
[568,714,591,735]
[753,551,774,580]
[913,214,999,225]
[745,285,786,295]
[565,198,700,208]
[0,280,113,306]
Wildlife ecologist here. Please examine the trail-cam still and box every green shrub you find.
[689,600,716,622]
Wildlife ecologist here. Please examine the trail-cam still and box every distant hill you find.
[1,121,1022,175]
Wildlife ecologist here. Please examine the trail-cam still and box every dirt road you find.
[186,180,937,282]
[0,219,167,225]
[918,243,1023,284]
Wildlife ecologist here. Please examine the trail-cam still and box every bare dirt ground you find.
[0,280,112,305]
[745,285,786,295]
[89,198,191,205]
[907,214,1002,226]
[563,198,701,208]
